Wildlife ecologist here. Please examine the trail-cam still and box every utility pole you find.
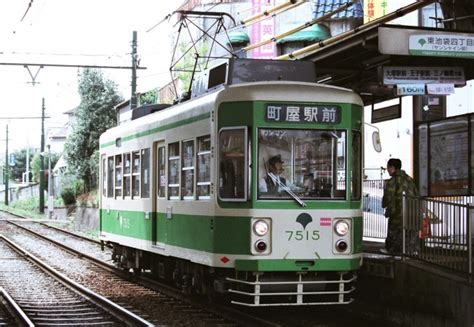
[47,144,53,219]
[4,125,8,206]
[130,31,138,109]
[39,98,45,213]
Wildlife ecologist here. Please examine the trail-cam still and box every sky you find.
[0,0,180,151]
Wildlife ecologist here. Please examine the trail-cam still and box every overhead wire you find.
[20,0,34,22]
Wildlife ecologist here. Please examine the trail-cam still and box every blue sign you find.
[8,153,15,166]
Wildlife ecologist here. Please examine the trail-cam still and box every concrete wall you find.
[74,207,98,232]
[356,257,474,327]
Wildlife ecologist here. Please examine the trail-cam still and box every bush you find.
[61,188,76,206]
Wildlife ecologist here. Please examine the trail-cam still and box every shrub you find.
[61,188,76,206]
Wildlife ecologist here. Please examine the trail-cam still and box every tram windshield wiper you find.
[267,172,307,207]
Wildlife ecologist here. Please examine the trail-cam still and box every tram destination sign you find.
[265,104,341,124]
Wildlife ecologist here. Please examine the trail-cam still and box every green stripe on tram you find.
[100,112,211,148]
[100,209,251,254]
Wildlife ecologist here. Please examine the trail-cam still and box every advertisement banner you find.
[363,0,388,23]
[251,0,276,58]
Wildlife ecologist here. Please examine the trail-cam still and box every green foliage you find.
[76,189,98,208]
[30,151,60,183]
[60,188,76,205]
[10,148,34,182]
[30,153,42,182]
[175,41,209,94]
[0,197,46,219]
[139,88,158,105]
[64,68,123,192]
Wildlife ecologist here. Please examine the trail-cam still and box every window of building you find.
[218,127,247,201]
[168,142,180,199]
[197,136,211,199]
[115,154,123,198]
[158,146,166,198]
[141,148,150,198]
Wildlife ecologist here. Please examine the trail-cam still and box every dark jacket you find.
[382,169,418,226]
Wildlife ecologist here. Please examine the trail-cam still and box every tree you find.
[139,88,158,105]
[64,69,123,192]
[30,152,60,183]
[10,148,35,182]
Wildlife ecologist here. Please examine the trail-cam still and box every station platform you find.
[358,240,474,327]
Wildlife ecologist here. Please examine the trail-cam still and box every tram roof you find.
[299,24,474,106]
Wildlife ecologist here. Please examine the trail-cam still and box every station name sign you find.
[383,66,465,86]
[409,34,474,58]
[265,104,341,124]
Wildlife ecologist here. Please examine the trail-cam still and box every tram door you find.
[153,141,166,245]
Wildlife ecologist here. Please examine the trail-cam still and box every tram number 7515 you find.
[285,230,320,241]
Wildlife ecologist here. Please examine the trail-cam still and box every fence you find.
[403,195,473,276]
[0,183,40,204]
[362,179,387,240]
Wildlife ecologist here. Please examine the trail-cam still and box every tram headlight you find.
[334,220,350,236]
[253,220,269,236]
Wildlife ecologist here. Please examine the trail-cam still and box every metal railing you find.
[362,179,387,240]
[403,194,473,276]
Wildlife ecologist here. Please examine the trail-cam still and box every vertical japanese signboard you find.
[251,0,276,58]
[364,0,388,23]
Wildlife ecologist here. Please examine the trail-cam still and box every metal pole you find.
[26,146,30,184]
[130,31,138,109]
[39,98,45,213]
[468,204,472,277]
[47,144,53,218]
[402,192,406,259]
[4,124,8,206]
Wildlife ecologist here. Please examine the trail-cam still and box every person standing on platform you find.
[382,158,418,254]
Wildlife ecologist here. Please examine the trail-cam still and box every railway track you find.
[0,211,372,326]
[0,215,271,326]
[0,287,33,326]
[0,234,152,326]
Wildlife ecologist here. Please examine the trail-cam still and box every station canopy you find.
[299,23,474,105]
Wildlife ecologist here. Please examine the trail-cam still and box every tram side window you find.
[181,140,194,199]
[219,128,247,200]
[197,136,211,199]
[102,155,106,197]
[168,142,180,199]
[131,151,140,198]
[157,146,166,198]
[107,157,114,198]
[123,153,131,197]
[351,131,362,200]
[115,155,123,197]
[141,148,150,198]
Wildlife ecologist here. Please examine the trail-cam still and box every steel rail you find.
[6,220,279,327]
[0,234,154,327]
[1,209,103,245]
[0,287,34,327]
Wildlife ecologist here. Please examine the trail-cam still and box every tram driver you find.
[259,155,301,196]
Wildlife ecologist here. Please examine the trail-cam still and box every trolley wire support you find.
[168,10,238,102]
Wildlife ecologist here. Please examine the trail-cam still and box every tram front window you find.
[258,129,346,200]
